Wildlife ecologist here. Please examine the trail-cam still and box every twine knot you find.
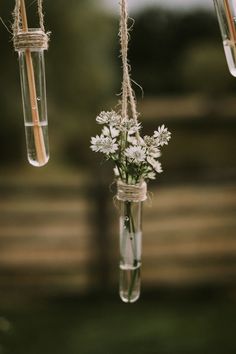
[117,180,147,202]
[14,29,49,51]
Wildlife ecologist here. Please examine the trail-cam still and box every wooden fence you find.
[0,177,236,298]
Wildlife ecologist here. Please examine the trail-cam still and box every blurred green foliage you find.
[130,8,236,95]
[1,296,236,354]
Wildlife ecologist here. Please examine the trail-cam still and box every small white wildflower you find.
[128,136,145,146]
[128,136,137,145]
[102,126,120,138]
[147,171,156,180]
[90,135,104,152]
[100,137,118,154]
[96,111,110,125]
[119,119,141,135]
[147,157,163,173]
[144,135,158,147]
[154,125,171,146]
[109,112,122,127]
[96,111,121,126]
[147,146,161,158]
[143,135,160,157]
[125,145,146,164]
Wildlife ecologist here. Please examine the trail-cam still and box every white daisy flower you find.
[147,171,156,180]
[90,135,104,152]
[96,111,121,126]
[143,135,160,157]
[102,126,120,138]
[128,136,145,146]
[125,145,146,164]
[109,112,122,127]
[96,111,110,125]
[127,136,137,145]
[147,157,163,173]
[154,125,171,146]
[144,135,158,147]
[100,137,118,154]
[147,146,161,158]
[119,119,141,135]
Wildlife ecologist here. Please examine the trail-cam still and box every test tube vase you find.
[119,200,142,303]
[17,28,49,167]
[214,0,236,76]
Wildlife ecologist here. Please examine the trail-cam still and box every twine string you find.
[119,0,140,135]
[117,0,146,203]
[13,0,49,50]
[13,0,21,37]
[38,0,45,33]
[120,0,129,122]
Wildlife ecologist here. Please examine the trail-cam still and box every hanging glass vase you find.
[16,28,49,167]
[213,0,236,76]
[117,180,147,303]
[119,200,143,303]
[13,0,50,167]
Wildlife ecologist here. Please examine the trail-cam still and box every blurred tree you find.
[129,8,236,95]
[44,0,119,166]
[0,2,23,165]
[180,43,234,94]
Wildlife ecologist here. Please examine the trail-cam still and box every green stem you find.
[128,260,139,301]
[124,201,140,302]
[114,161,123,180]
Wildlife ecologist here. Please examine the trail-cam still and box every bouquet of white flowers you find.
[91,111,171,184]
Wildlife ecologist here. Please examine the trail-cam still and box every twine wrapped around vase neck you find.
[117,180,147,202]
[14,29,48,51]
[13,0,49,51]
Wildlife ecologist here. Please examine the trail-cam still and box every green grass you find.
[0,294,236,354]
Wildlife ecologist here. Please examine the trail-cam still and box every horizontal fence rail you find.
[0,178,236,297]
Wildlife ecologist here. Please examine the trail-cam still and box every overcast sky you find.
[102,0,214,13]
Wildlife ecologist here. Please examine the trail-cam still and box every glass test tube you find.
[18,29,49,167]
[119,200,142,303]
[214,0,236,76]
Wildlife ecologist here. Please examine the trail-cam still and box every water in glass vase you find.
[119,262,141,303]
[24,121,49,167]
[223,39,236,76]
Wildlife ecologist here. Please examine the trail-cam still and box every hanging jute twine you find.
[119,0,139,129]
[13,0,49,51]
[116,0,147,203]
[117,180,147,203]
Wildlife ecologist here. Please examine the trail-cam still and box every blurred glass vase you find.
[17,29,49,167]
[214,0,236,76]
[119,200,142,303]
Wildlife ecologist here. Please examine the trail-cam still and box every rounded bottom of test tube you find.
[119,264,141,303]
[28,155,49,167]
[25,121,49,167]
[223,40,236,77]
